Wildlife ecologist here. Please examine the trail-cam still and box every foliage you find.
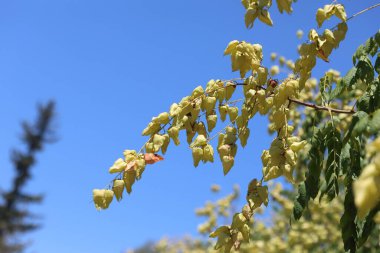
[93,1,380,252]
[0,101,56,253]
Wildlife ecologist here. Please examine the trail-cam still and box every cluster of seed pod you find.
[210,179,268,252]
[261,136,307,182]
[295,4,347,88]
[308,23,348,62]
[93,150,164,210]
[217,127,238,175]
[224,40,263,78]
[316,4,347,28]
[241,0,294,29]
[93,189,114,210]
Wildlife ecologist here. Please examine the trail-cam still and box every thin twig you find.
[288,98,355,114]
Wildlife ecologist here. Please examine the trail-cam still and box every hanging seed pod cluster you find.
[91,1,380,252]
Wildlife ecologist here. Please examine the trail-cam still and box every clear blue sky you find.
[0,1,379,252]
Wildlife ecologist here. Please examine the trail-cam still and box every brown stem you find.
[288,97,355,114]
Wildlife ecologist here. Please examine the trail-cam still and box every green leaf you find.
[343,111,369,144]
[293,183,307,220]
[358,204,380,247]
[320,122,341,201]
[329,79,345,100]
[368,109,380,134]
[352,112,369,137]
[353,32,379,64]
[340,142,351,175]
[356,56,374,84]
[340,137,361,252]
[340,189,358,253]
[305,124,327,200]
[342,67,358,89]
[374,53,380,74]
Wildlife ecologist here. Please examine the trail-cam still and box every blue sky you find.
[0,0,379,252]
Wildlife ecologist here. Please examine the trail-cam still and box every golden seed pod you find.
[161,134,170,154]
[191,134,208,148]
[134,157,146,179]
[145,142,155,153]
[245,89,257,100]
[123,170,136,194]
[218,133,226,148]
[153,134,166,152]
[104,190,114,209]
[216,81,225,103]
[168,126,180,145]
[277,0,293,14]
[186,128,196,145]
[239,128,250,147]
[285,149,296,166]
[224,40,239,55]
[283,164,294,183]
[316,8,326,27]
[231,213,247,230]
[296,29,304,39]
[123,149,137,159]
[219,105,228,121]
[290,140,307,152]
[203,144,214,163]
[196,122,207,137]
[206,114,217,132]
[225,126,237,135]
[191,85,204,99]
[225,83,236,101]
[256,89,266,103]
[202,96,217,115]
[270,65,280,76]
[152,112,170,125]
[189,105,201,122]
[263,165,282,181]
[261,150,270,166]
[227,106,239,122]
[241,223,250,242]
[236,115,245,130]
[192,147,204,167]
[324,29,335,43]
[109,158,127,174]
[112,180,125,201]
[169,103,181,117]
[258,103,270,115]
[142,122,161,136]
[93,189,106,210]
[222,155,234,175]
[270,52,277,61]
[224,132,237,145]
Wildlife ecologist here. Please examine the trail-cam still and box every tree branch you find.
[288,98,355,114]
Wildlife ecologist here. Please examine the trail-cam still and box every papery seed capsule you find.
[112,180,124,201]
[168,126,180,145]
[206,114,217,132]
[192,147,204,167]
[203,144,214,163]
[222,156,234,175]
[104,190,114,209]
